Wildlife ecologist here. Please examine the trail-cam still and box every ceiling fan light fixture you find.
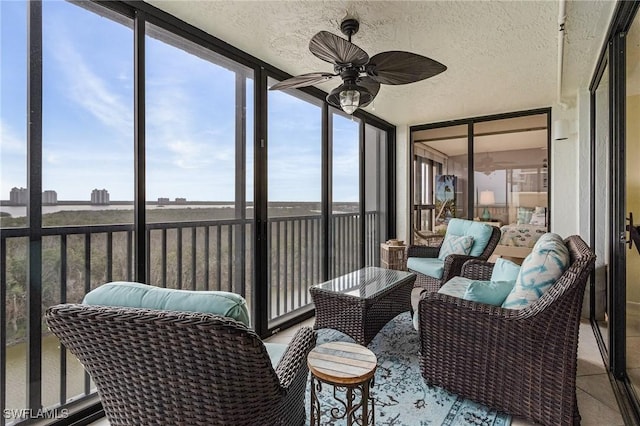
[340,89,360,114]
[327,82,372,115]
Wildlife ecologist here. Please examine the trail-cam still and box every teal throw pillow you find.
[445,219,494,257]
[438,234,474,260]
[490,258,521,282]
[463,280,516,306]
[502,233,570,310]
[517,207,534,225]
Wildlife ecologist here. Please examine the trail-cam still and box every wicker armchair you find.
[418,235,595,426]
[408,224,501,310]
[46,304,316,426]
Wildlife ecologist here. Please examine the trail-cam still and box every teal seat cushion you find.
[83,281,251,327]
[444,218,494,257]
[412,276,472,331]
[502,233,570,310]
[490,258,521,282]
[414,276,513,330]
[407,257,445,279]
[463,280,515,306]
[264,342,287,368]
[437,276,473,298]
[438,276,514,306]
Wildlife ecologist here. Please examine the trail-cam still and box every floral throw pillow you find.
[438,234,474,260]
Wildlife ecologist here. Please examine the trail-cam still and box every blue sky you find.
[0,0,360,203]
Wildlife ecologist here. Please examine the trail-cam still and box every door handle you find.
[626,212,640,254]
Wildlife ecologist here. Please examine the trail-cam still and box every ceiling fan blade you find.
[269,72,337,90]
[309,31,369,66]
[357,77,380,107]
[368,51,446,85]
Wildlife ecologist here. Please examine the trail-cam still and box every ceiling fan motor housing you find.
[340,18,360,40]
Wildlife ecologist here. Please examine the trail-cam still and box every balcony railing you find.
[0,211,381,423]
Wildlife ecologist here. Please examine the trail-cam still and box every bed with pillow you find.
[493,206,547,263]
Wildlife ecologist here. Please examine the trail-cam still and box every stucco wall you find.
[550,105,580,237]
[396,124,410,243]
[577,90,591,241]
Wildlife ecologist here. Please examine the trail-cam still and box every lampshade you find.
[326,82,373,115]
[479,190,495,206]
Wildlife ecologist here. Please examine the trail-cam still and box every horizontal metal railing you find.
[0,211,381,424]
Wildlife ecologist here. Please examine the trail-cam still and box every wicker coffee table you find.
[310,266,416,345]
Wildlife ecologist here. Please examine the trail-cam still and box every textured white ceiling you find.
[146,0,616,126]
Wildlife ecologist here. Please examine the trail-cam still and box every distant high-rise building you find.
[9,187,27,205]
[42,190,57,205]
[175,197,187,204]
[157,197,170,205]
[91,189,110,205]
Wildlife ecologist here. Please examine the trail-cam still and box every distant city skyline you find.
[1,1,361,204]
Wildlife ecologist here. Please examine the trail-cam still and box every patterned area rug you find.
[306,312,511,426]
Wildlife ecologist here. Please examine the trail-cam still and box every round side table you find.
[307,341,377,426]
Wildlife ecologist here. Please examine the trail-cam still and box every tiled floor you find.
[90,317,624,426]
[628,306,640,398]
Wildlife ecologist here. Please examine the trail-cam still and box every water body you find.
[0,203,236,218]
[5,334,88,412]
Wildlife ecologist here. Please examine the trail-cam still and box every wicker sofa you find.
[407,219,501,311]
[46,285,316,426]
[417,235,595,426]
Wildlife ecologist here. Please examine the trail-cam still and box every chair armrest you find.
[460,259,495,281]
[407,245,440,258]
[440,254,477,282]
[275,327,316,391]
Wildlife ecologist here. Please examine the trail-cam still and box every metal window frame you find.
[409,107,552,244]
[587,1,640,423]
[5,0,398,423]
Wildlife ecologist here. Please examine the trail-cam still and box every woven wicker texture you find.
[418,235,595,426]
[311,269,416,345]
[407,225,501,294]
[45,305,316,426]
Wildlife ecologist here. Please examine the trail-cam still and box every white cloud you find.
[53,37,133,137]
[45,151,61,165]
[0,120,26,155]
[146,84,234,170]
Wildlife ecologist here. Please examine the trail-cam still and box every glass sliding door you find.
[411,124,468,239]
[145,24,255,308]
[364,124,388,266]
[266,79,323,325]
[473,114,548,229]
[330,109,361,278]
[594,61,610,351]
[626,11,640,397]
[40,0,134,411]
[1,0,29,415]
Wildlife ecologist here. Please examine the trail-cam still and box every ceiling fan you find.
[269,17,447,115]
[475,153,515,174]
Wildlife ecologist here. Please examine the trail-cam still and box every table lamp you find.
[479,190,495,221]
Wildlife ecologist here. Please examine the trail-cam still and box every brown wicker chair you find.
[408,224,501,310]
[418,235,595,426]
[46,304,316,426]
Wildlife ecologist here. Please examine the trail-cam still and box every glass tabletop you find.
[312,266,415,299]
